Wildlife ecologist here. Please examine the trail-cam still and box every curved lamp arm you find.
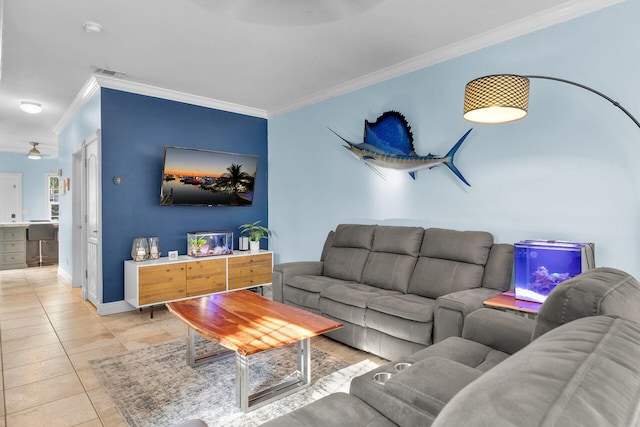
[463,74,640,128]
[525,75,640,129]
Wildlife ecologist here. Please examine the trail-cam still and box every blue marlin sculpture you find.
[330,111,472,186]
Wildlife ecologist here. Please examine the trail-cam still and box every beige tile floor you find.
[0,265,386,427]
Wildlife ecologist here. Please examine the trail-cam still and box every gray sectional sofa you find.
[272,224,514,360]
[263,267,640,427]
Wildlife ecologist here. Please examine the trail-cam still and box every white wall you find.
[0,152,59,220]
[268,1,640,279]
[57,92,101,280]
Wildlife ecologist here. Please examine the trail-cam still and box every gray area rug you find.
[90,337,378,427]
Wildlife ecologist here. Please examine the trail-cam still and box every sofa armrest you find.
[272,261,324,302]
[433,288,503,343]
[461,308,534,354]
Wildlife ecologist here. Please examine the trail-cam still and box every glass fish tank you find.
[514,240,595,303]
[187,230,233,257]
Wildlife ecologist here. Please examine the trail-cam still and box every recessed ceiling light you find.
[83,21,104,33]
[20,101,43,114]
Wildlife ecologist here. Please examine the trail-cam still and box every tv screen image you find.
[160,146,258,206]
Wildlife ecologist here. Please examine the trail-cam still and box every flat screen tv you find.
[160,146,258,206]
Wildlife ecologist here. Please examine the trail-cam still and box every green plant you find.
[189,236,207,250]
[239,221,270,242]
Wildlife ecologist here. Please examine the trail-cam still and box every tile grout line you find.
[0,268,32,427]
[41,279,111,426]
[17,268,104,426]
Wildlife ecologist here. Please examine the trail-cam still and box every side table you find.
[483,290,541,319]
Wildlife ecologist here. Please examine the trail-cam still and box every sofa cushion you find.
[323,247,371,282]
[533,267,640,340]
[286,275,354,294]
[319,230,335,261]
[432,316,640,427]
[408,336,509,373]
[420,228,493,265]
[481,243,514,291]
[365,296,434,345]
[322,224,375,282]
[321,283,400,309]
[332,224,375,249]
[372,226,424,256]
[368,294,434,323]
[361,252,418,293]
[385,357,482,418]
[408,257,485,299]
[284,276,356,312]
[260,392,398,427]
[320,283,400,327]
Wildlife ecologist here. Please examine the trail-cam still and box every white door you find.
[0,173,22,222]
[84,132,101,307]
[72,148,85,289]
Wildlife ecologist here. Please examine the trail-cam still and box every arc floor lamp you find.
[463,74,640,128]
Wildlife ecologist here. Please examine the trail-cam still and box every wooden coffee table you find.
[166,290,343,412]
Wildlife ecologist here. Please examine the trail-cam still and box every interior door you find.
[0,173,22,222]
[84,132,101,307]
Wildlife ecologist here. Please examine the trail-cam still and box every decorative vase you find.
[239,236,249,251]
[148,237,160,260]
[249,240,260,252]
[131,237,149,262]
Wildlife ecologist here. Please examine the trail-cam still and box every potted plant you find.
[188,236,208,256]
[239,221,270,252]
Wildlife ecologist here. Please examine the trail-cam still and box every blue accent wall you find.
[269,1,640,279]
[100,89,268,303]
[0,153,59,221]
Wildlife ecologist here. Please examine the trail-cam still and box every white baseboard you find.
[57,267,74,286]
[97,300,136,316]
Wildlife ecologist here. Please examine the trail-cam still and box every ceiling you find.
[0,0,621,157]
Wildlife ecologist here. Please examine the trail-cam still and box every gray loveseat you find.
[272,224,514,360]
[262,267,640,427]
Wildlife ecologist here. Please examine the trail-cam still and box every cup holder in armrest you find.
[394,362,412,372]
[373,372,394,385]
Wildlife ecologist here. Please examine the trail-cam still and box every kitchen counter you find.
[0,222,59,227]
[0,222,59,269]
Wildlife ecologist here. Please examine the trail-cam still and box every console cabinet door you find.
[139,263,186,305]
[186,258,226,297]
[228,253,273,290]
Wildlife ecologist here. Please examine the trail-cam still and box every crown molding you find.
[54,74,268,135]
[93,75,268,119]
[53,76,101,135]
[267,0,623,117]
[53,0,621,126]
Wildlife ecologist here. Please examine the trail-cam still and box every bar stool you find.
[27,223,55,267]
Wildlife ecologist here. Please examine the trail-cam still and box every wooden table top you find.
[483,290,542,314]
[166,290,343,356]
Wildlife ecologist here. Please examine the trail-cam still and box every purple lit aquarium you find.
[514,240,595,303]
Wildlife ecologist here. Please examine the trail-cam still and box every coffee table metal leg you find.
[186,327,233,368]
[236,353,250,411]
[298,337,311,384]
[235,337,313,412]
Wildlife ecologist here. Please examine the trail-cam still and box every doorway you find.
[0,173,22,222]
[72,130,102,307]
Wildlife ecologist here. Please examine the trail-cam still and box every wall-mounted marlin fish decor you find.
[330,111,473,186]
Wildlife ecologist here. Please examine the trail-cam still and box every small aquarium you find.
[514,240,595,303]
[187,230,233,257]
